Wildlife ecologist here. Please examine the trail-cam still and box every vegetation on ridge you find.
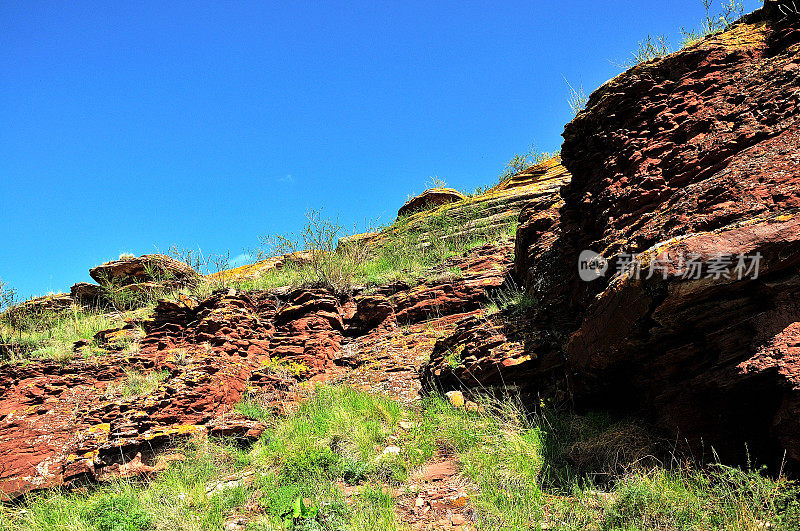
[498,147,560,184]
[221,203,517,296]
[621,0,747,68]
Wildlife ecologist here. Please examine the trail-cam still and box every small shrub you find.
[499,146,558,183]
[489,281,538,316]
[626,34,671,67]
[256,209,371,296]
[96,273,159,312]
[425,176,448,189]
[565,78,588,116]
[167,245,206,274]
[0,278,16,312]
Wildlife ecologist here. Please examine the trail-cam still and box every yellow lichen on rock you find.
[492,156,568,192]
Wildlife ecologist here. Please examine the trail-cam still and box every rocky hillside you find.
[0,2,799,528]
[428,1,800,467]
[0,166,571,499]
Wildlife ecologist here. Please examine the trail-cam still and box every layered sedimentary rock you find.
[70,282,104,307]
[204,251,313,284]
[513,8,800,463]
[89,254,200,287]
[378,159,570,252]
[0,242,513,499]
[2,293,73,320]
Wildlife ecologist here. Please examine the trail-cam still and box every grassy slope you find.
[2,386,797,530]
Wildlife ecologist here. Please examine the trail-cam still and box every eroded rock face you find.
[89,254,200,287]
[389,242,513,324]
[70,282,104,307]
[495,156,570,192]
[0,242,514,499]
[513,12,800,463]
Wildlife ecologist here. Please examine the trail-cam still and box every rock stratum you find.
[2,1,799,503]
[0,241,519,499]
[429,6,800,466]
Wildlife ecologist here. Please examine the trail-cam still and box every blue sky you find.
[1,0,762,300]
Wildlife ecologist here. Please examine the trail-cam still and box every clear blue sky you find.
[1,0,762,300]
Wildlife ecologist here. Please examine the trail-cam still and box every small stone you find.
[451,514,467,525]
[382,445,402,456]
[445,390,465,408]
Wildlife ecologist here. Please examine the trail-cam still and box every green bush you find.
[0,278,15,312]
[255,208,371,296]
[244,202,516,294]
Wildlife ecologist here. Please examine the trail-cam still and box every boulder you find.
[398,188,466,218]
[89,254,199,287]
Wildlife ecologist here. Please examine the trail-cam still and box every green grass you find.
[1,385,798,530]
[487,280,538,316]
[0,304,129,363]
[115,369,169,397]
[211,203,517,296]
[681,0,744,47]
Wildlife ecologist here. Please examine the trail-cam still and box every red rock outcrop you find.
[89,254,200,287]
[70,282,105,308]
[494,156,570,192]
[0,242,514,499]
[389,242,513,324]
[507,8,800,464]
